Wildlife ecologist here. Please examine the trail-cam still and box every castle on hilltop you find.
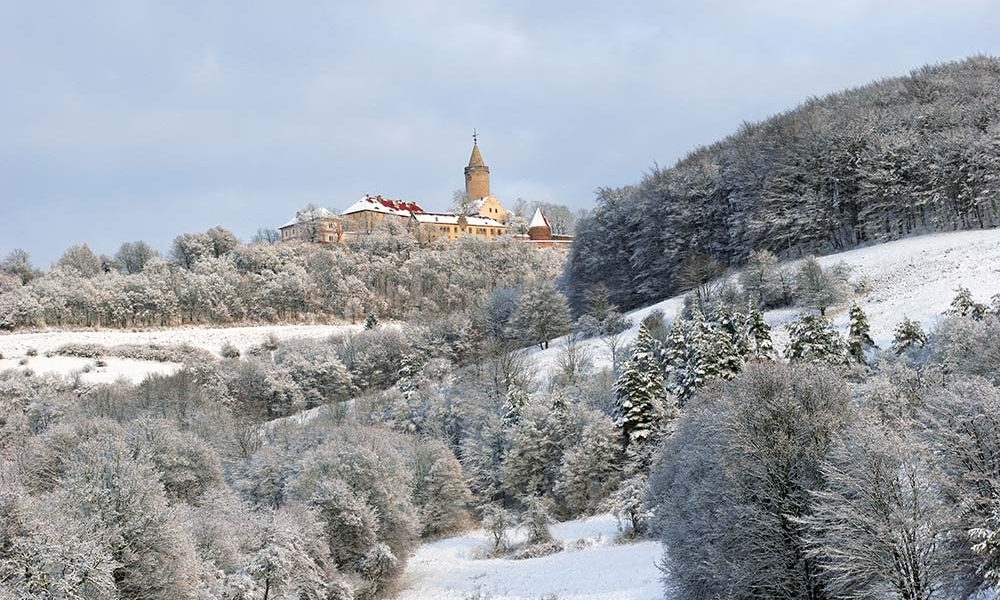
[279,136,571,249]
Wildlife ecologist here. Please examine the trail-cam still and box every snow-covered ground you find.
[532,228,1000,372]
[0,354,180,385]
[0,323,359,357]
[0,323,360,382]
[392,514,662,600]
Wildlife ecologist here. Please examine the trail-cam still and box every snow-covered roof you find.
[342,195,425,217]
[281,207,339,228]
[413,213,506,228]
[529,208,550,229]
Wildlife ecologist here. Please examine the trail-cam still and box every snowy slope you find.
[0,323,361,382]
[392,514,662,600]
[532,228,1000,372]
[0,323,360,357]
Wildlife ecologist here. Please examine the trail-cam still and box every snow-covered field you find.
[0,323,360,383]
[392,514,662,600]
[532,228,1000,371]
[0,354,180,385]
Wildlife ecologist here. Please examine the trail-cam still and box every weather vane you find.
[473,128,478,145]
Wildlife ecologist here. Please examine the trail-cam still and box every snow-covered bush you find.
[606,474,652,540]
[220,342,240,359]
[481,503,512,556]
[510,496,562,559]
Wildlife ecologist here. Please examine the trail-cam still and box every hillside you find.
[539,227,1000,371]
[567,56,1000,312]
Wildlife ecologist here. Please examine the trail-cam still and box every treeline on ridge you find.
[567,55,1000,312]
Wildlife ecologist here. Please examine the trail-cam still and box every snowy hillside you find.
[392,514,662,600]
[534,228,1000,371]
[0,323,360,382]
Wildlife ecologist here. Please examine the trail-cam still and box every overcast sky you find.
[1,1,998,266]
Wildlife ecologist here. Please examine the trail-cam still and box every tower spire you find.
[464,132,490,199]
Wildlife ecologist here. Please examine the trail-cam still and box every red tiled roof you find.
[366,195,425,213]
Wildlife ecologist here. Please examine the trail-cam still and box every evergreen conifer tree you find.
[664,319,694,400]
[613,325,668,450]
[710,302,749,379]
[891,317,927,355]
[784,314,849,364]
[948,287,987,320]
[364,312,378,329]
[745,302,774,359]
[846,304,876,363]
[502,385,529,426]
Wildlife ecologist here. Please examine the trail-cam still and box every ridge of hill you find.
[567,56,1000,312]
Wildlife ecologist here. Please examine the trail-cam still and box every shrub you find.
[220,343,240,359]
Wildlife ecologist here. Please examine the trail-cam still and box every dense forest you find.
[567,56,1000,312]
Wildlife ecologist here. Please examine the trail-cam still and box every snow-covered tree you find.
[60,434,200,600]
[972,499,1000,588]
[126,418,224,503]
[794,256,844,315]
[651,361,852,599]
[664,318,699,401]
[503,404,564,499]
[892,317,927,355]
[114,240,158,274]
[555,413,622,516]
[805,417,965,599]
[948,286,987,320]
[521,495,556,547]
[239,505,350,600]
[411,440,472,537]
[512,280,572,350]
[481,503,512,555]
[501,385,529,426]
[846,303,876,363]
[605,474,652,539]
[55,244,103,278]
[0,487,119,600]
[784,314,849,365]
[745,302,774,359]
[740,249,787,308]
[460,414,510,503]
[613,325,670,450]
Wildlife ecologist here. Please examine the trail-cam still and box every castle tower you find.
[464,133,490,200]
[528,208,552,241]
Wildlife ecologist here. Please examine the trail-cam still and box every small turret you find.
[528,208,552,241]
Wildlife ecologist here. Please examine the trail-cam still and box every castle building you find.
[279,136,570,249]
[279,207,344,244]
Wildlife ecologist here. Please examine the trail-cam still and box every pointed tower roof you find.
[468,142,485,168]
[529,208,549,229]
